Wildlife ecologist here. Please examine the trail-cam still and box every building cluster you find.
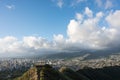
[62,54,120,70]
[0,58,34,71]
[0,54,120,71]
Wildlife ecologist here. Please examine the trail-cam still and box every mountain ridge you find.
[14,64,120,80]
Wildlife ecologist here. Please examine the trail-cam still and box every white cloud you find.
[85,7,93,18]
[52,0,86,8]
[6,5,15,10]
[71,0,86,7]
[52,0,64,8]
[96,12,103,18]
[53,34,66,50]
[105,0,113,9]
[0,36,17,53]
[106,10,120,28]
[0,36,53,57]
[23,36,46,49]
[75,13,83,21]
[96,0,113,9]
[1,7,120,57]
[54,34,64,43]
[67,8,120,50]
[57,0,63,8]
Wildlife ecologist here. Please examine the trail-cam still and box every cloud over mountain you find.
[0,7,120,57]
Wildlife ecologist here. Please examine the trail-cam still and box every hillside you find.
[14,64,120,80]
[14,64,71,80]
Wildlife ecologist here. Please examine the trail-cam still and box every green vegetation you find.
[14,67,37,80]
[0,68,28,80]
[59,67,90,80]
[14,64,71,80]
[14,65,120,80]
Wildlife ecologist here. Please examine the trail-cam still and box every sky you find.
[0,0,120,57]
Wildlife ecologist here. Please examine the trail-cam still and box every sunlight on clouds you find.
[0,7,120,56]
[106,10,120,28]
[67,8,120,50]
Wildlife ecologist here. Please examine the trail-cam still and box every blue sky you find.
[0,0,119,39]
[0,0,120,57]
[0,0,74,39]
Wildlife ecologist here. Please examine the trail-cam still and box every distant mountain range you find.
[38,49,120,60]
[2,48,120,59]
